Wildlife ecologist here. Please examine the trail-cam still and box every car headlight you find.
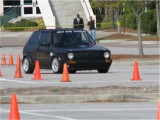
[68,53,74,59]
[104,52,110,58]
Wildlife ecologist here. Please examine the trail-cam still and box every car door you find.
[26,31,40,64]
[38,31,52,68]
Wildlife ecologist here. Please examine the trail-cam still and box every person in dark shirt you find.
[73,14,84,29]
[87,16,96,42]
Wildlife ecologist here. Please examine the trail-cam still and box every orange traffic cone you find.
[32,60,43,80]
[8,53,14,65]
[9,93,20,120]
[0,67,2,77]
[157,100,160,120]
[14,56,23,78]
[16,54,21,66]
[131,61,142,81]
[1,54,6,65]
[61,63,71,82]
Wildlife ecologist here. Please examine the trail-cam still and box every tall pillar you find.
[0,0,3,15]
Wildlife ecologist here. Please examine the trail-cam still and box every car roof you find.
[37,28,86,32]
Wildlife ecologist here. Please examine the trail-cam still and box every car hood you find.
[54,45,110,53]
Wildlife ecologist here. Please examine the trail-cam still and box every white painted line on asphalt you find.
[20,111,76,120]
[0,109,9,113]
[0,78,124,84]
[20,108,156,112]
[0,107,156,113]
[0,109,76,120]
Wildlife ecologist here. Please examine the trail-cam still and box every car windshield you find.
[52,30,94,47]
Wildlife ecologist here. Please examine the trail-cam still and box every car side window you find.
[39,32,51,46]
[52,32,63,45]
[28,31,40,46]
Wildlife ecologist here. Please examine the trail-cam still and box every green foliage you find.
[141,10,157,34]
[96,22,112,30]
[120,9,157,34]
[120,12,137,29]
[51,89,58,93]
[3,19,38,31]
[3,22,14,28]
[20,19,38,27]
[8,27,24,31]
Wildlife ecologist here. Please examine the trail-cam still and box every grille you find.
[74,51,103,59]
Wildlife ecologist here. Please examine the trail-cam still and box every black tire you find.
[51,57,63,73]
[97,69,109,73]
[69,70,76,73]
[23,57,34,74]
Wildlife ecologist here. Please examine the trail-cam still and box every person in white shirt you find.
[73,14,84,29]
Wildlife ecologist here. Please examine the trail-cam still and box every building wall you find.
[2,0,41,17]
[0,0,3,15]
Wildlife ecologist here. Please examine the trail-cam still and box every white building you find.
[1,0,41,17]
[0,0,3,15]
[0,0,95,29]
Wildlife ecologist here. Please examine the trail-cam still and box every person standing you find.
[87,16,96,42]
[73,14,84,29]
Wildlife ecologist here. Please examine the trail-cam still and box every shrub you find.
[141,10,156,34]
[3,19,38,31]
[3,22,14,28]
[9,27,24,31]
[15,19,38,27]
[120,10,157,34]
[120,13,137,30]
[99,22,112,30]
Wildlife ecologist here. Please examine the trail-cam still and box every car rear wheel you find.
[52,58,62,73]
[97,69,109,73]
[23,57,34,74]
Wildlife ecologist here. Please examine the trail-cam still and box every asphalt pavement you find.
[0,50,159,103]
[0,30,159,119]
[0,102,158,120]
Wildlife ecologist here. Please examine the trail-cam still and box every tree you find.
[156,1,160,36]
[90,0,121,31]
[126,1,151,58]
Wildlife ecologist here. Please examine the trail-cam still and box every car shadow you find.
[40,71,114,74]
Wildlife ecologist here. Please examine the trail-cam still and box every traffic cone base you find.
[14,66,23,78]
[32,60,43,80]
[61,63,71,82]
[9,93,20,120]
[131,61,142,81]
[32,77,43,80]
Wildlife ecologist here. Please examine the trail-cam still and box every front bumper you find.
[66,59,112,70]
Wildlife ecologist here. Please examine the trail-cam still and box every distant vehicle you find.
[22,28,112,74]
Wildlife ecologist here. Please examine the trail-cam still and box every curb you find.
[0,93,159,104]
[99,40,159,45]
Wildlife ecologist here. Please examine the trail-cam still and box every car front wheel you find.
[97,69,109,73]
[52,58,62,73]
[23,57,34,74]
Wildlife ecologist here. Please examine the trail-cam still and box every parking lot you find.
[0,102,158,120]
[0,31,159,119]
[0,59,159,89]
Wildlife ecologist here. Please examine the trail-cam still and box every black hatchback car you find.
[22,28,112,73]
